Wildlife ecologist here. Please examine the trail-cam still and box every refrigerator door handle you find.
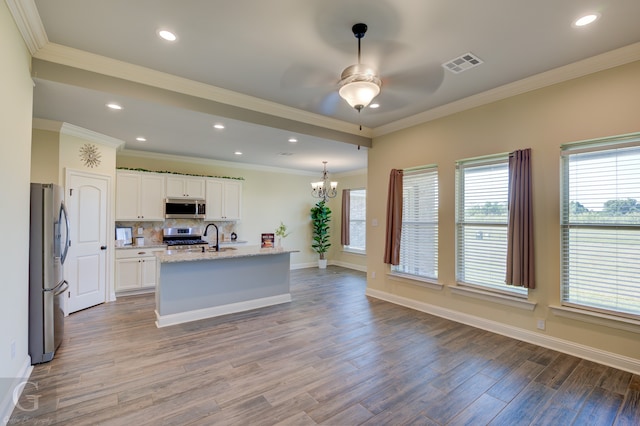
[59,202,70,265]
[48,280,69,296]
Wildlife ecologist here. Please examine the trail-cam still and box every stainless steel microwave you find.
[165,198,206,219]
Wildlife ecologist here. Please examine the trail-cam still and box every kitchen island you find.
[154,246,297,327]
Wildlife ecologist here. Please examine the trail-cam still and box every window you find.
[345,189,366,252]
[561,134,640,319]
[456,155,526,295]
[392,166,438,280]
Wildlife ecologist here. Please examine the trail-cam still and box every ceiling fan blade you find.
[382,63,445,96]
[280,63,336,90]
[318,91,342,115]
[369,90,407,110]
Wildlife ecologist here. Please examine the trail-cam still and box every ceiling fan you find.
[280,21,444,119]
[337,23,382,112]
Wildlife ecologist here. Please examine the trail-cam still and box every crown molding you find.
[60,122,125,149]
[5,0,47,55]
[373,42,640,137]
[118,149,318,177]
[32,118,126,149]
[32,42,373,139]
[32,117,62,132]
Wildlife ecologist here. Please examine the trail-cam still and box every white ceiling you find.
[14,0,640,173]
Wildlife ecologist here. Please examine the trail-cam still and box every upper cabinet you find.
[205,179,242,221]
[165,176,206,199]
[116,171,165,221]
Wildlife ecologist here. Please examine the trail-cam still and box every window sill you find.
[388,272,443,291]
[342,248,366,255]
[449,285,536,311]
[550,305,640,334]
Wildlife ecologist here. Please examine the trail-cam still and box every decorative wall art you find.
[79,143,102,168]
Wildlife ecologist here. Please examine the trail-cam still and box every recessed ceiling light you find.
[213,124,225,130]
[106,103,122,110]
[369,103,380,109]
[158,30,177,41]
[574,13,600,27]
[288,138,298,143]
[234,151,243,156]
[136,137,146,142]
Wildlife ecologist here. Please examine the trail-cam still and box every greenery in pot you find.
[275,222,290,239]
[310,200,332,260]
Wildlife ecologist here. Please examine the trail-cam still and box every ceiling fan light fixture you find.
[338,23,381,112]
[338,64,381,111]
[339,81,381,111]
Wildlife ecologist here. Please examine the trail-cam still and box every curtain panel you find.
[341,189,350,246]
[506,148,535,288]
[384,169,403,265]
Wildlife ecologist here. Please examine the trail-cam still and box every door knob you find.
[100,246,107,250]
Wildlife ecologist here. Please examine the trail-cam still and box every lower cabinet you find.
[115,247,165,293]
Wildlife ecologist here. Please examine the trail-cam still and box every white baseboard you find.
[291,261,367,272]
[365,287,640,375]
[291,262,317,270]
[0,355,33,424]
[330,260,367,272]
[155,293,292,327]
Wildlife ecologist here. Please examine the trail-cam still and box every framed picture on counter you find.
[261,233,274,248]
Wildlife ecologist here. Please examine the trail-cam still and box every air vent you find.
[442,52,483,74]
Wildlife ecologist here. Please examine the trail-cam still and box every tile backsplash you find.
[115,219,238,245]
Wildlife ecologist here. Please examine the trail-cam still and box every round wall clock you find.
[79,143,102,168]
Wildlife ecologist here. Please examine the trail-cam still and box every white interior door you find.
[65,171,109,313]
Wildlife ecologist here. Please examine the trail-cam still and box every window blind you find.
[561,135,640,318]
[393,167,438,279]
[456,157,525,295]
[346,189,366,251]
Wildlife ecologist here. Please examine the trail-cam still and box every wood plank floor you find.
[11,266,640,425]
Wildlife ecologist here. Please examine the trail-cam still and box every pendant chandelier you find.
[311,161,338,202]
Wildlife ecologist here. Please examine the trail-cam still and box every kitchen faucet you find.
[203,223,219,252]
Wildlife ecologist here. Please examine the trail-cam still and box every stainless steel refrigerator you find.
[29,183,70,364]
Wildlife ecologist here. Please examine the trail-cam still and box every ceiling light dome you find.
[338,64,381,111]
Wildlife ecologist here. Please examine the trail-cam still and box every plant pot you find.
[318,259,327,269]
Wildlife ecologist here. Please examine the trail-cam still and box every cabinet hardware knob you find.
[100,246,107,250]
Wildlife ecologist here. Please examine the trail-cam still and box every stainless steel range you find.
[162,227,208,250]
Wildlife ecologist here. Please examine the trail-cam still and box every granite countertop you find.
[115,243,166,250]
[155,246,298,263]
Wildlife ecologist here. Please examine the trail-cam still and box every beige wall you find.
[368,60,640,364]
[0,0,34,407]
[58,130,118,185]
[31,128,60,184]
[117,153,323,267]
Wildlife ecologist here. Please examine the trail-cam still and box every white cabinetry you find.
[115,247,165,293]
[116,171,165,221]
[205,179,242,220]
[166,176,205,199]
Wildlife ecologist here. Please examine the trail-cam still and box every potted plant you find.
[274,221,290,247]
[310,200,332,268]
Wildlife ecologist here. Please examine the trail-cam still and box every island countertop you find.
[155,246,298,263]
[155,246,296,327]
